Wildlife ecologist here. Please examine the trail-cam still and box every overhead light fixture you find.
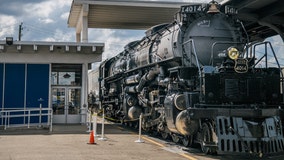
[63,73,71,79]
[6,37,13,45]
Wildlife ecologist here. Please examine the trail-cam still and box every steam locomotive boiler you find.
[98,1,284,156]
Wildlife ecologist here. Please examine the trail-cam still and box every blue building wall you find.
[0,64,3,109]
[0,64,50,125]
[4,64,26,109]
[26,64,49,108]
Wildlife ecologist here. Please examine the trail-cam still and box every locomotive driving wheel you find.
[181,136,193,147]
[133,121,138,129]
[161,132,169,140]
[120,118,125,125]
[128,122,133,127]
[200,123,215,154]
[171,134,180,143]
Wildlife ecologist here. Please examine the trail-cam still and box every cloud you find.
[0,15,18,40]
[60,12,70,20]
[0,1,46,16]
[24,3,53,18]
[88,29,144,60]
[0,0,72,41]
[38,18,55,24]
[23,0,71,18]
[40,29,73,42]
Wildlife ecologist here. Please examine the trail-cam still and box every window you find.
[51,64,82,86]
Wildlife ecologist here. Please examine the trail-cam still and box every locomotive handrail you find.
[252,42,282,72]
[252,41,284,103]
[124,57,182,74]
[252,41,283,78]
[182,39,202,99]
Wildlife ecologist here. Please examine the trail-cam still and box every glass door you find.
[52,87,81,124]
[66,88,81,123]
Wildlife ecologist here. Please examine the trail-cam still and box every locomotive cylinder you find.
[128,106,142,120]
[175,110,199,136]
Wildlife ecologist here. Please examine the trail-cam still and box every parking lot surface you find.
[1,121,284,160]
[0,123,191,160]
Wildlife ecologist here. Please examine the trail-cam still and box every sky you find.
[0,0,283,68]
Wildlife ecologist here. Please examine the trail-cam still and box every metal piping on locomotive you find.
[98,1,284,156]
[125,68,160,93]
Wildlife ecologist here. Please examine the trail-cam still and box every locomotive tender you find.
[98,1,284,155]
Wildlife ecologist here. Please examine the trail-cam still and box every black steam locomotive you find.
[98,1,284,156]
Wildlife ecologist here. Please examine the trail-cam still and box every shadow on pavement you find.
[0,123,133,135]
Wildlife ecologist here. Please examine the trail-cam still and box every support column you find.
[82,16,88,42]
[81,63,89,124]
[76,33,81,42]
[75,3,89,42]
[82,4,89,43]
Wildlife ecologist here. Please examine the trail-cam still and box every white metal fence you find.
[0,108,53,132]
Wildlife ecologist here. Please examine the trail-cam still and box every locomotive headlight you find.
[227,47,239,60]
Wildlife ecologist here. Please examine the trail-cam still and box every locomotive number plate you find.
[234,58,248,73]
[225,5,238,15]
[181,5,205,13]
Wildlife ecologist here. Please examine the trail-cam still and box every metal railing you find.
[0,108,53,132]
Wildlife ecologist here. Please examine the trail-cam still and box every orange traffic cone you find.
[87,130,96,145]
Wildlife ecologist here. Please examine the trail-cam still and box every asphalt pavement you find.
[0,123,191,160]
[1,121,284,160]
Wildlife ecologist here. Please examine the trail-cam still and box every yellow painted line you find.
[141,136,198,160]
[141,136,165,147]
[115,125,198,160]
[179,153,198,160]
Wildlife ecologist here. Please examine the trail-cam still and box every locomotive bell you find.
[207,2,220,14]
